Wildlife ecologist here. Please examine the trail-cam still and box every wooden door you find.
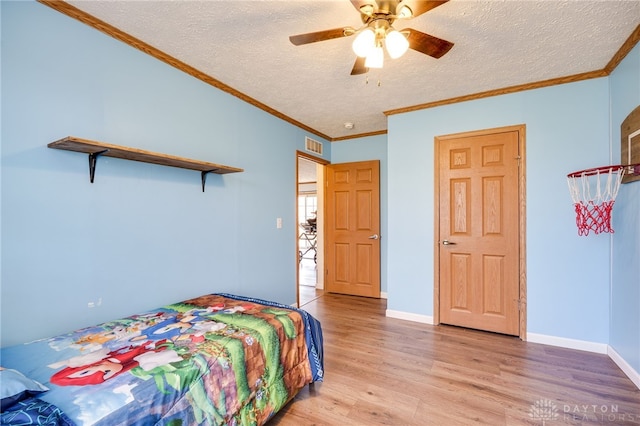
[437,128,522,336]
[325,160,381,298]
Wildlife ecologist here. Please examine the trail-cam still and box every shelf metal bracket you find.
[88,149,109,183]
[201,169,220,192]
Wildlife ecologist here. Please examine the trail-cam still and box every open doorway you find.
[296,152,328,306]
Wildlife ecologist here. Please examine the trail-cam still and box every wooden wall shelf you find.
[48,136,243,191]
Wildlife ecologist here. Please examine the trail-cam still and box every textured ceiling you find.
[62,0,640,141]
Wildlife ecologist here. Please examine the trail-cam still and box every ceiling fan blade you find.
[405,28,453,58]
[397,0,449,18]
[350,56,369,75]
[289,28,351,46]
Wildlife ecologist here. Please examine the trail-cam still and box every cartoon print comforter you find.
[1,293,324,425]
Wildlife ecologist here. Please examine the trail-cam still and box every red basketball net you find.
[572,200,616,236]
[567,166,624,236]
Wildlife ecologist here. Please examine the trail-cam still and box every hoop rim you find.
[567,163,640,178]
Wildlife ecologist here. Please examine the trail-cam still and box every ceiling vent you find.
[305,137,323,155]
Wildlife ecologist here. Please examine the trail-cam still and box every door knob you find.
[442,239,456,245]
[368,234,379,240]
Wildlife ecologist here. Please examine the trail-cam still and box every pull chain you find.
[365,74,382,87]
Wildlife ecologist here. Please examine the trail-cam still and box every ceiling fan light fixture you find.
[385,29,409,59]
[397,5,413,19]
[359,4,375,16]
[364,46,384,68]
[352,28,375,57]
[288,0,454,76]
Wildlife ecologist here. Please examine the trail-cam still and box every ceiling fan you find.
[289,0,454,75]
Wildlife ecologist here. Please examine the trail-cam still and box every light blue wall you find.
[387,79,613,344]
[330,134,388,293]
[610,43,640,374]
[1,1,329,347]
[1,1,637,377]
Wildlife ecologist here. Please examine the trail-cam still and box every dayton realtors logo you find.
[529,399,559,424]
[562,403,639,423]
[530,399,639,423]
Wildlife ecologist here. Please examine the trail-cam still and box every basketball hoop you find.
[566,165,628,236]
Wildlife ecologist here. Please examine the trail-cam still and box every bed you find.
[0,293,324,425]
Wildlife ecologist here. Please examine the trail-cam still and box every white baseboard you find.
[526,332,608,354]
[608,345,640,389]
[527,333,640,390]
[366,307,639,391]
[385,309,433,324]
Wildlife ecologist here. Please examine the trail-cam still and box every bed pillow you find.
[0,368,49,410]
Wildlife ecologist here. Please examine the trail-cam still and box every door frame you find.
[433,124,527,340]
[296,151,329,307]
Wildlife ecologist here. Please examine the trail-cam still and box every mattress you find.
[0,293,323,425]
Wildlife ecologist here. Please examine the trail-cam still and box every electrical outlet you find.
[276,218,282,229]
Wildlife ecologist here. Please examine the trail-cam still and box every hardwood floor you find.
[271,293,640,425]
